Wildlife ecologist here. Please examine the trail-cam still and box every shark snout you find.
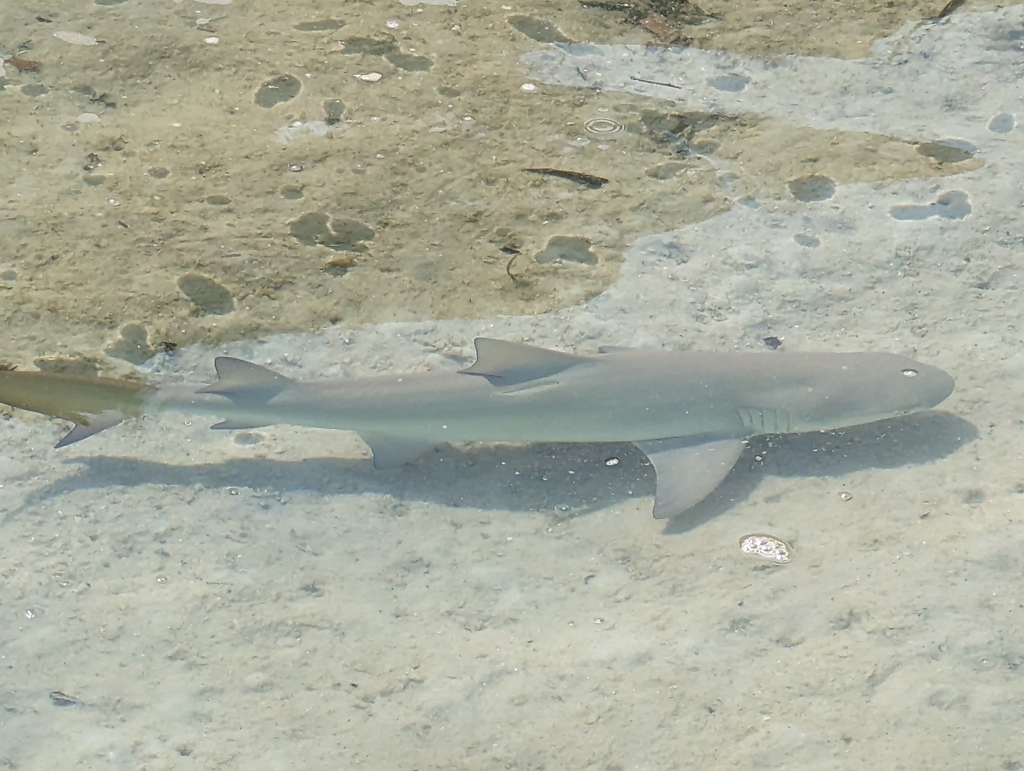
[900,361,955,410]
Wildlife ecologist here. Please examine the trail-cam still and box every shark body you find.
[0,338,955,518]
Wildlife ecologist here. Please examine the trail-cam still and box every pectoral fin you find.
[361,433,435,469]
[634,438,746,519]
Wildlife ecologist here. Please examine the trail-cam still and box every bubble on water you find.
[584,117,624,135]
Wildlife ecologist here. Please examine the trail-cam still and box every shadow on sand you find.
[8,411,974,532]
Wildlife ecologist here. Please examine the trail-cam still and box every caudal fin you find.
[55,411,126,447]
[0,369,149,447]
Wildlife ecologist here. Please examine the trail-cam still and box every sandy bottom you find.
[4,0,1024,768]
[0,385,1020,769]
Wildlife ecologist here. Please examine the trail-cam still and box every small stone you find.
[739,533,792,564]
[916,139,976,164]
[106,323,156,364]
[54,31,98,45]
[177,274,234,315]
[708,73,749,92]
[294,18,345,31]
[341,36,399,56]
[49,691,80,707]
[788,174,836,202]
[508,15,571,44]
[255,74,302,108]
[355,72,383,82]
[34,357,99,377]
[386,52,432,72]
[243,672,272,691]
[535,235,597,265]
[324,257,356,276]
[988,113,1015,134]
[323,99,345,123]
[290,212,373,251]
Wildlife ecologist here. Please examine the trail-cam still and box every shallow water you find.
[1,1,1023,768]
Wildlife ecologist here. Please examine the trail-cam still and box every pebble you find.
[243,672,271,691]
[356,72,383,82]
[739,533,792,563]
[54,31,98,46]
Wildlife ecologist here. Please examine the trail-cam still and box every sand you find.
[2,1,1023,768]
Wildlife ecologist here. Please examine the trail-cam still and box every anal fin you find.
[634,438,746,519]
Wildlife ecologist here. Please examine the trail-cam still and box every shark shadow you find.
[7,411,974,530]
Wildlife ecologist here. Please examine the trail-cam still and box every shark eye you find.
[901,368,919,377]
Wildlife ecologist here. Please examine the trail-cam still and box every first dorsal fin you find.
[197,357,292,402]
[460,338,587,385]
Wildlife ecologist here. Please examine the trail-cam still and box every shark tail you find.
[0,369,151,446]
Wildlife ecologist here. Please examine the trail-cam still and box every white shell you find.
[739,533,792,564]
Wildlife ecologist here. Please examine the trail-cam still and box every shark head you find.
[775,353,955,433]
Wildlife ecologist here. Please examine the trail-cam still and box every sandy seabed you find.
[3,1,1024,769]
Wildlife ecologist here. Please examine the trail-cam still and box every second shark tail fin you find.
[0,369,150,447]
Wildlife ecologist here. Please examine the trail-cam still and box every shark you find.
[0,338,955,518]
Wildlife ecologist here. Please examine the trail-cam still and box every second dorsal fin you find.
[460,338,587,385]
[197,357,292,402]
